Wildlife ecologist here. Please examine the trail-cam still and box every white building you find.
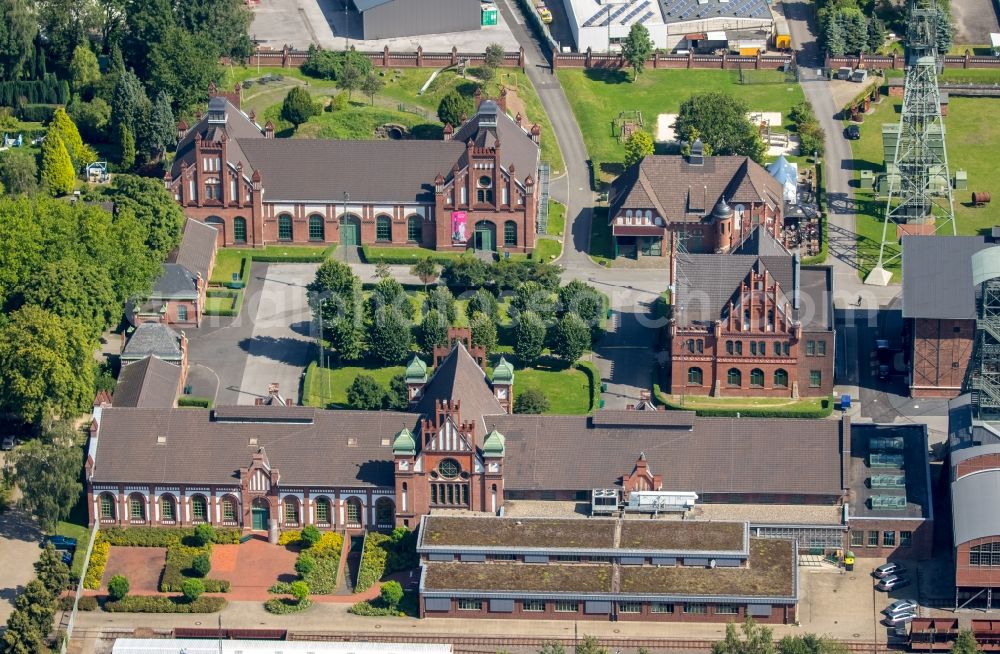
[561,0,775,53]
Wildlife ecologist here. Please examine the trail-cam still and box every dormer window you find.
[207,97,227,124]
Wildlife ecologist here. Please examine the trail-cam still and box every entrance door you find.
[251,501,269,530]
[339,216,360,246]
[474,221,495,251]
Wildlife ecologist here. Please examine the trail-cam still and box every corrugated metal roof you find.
[952,467,1000,545]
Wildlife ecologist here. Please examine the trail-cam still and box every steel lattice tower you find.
[865,0,956,286]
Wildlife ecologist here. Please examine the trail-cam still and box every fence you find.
[827,51,1000,70]
[552,48,795,71]
[242,45,525,70]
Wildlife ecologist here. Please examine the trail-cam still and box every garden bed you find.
[204,289,243,317]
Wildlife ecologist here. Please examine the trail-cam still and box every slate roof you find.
[112,356,182,408]
[238,139,465,203]
[171,102,264,180]
[608,155,783,223]
[492,414,844,495]
[674,227,831,331]
[901,235,993,320]
[450,101,540,187]
[121,323,184,362]
[168,219,217,282]
[414,342,504,438]
[149,264,198,300]
[89,407,417,486]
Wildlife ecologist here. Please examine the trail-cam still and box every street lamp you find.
[606,2,626,54]
[344,0,350,50]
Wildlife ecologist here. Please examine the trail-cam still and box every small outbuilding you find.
[352,0,481,39]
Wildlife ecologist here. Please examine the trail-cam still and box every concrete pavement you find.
[0,510,42,628]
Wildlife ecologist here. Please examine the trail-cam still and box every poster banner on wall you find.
[451,211,467,244]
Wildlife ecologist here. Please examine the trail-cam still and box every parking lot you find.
[251,0,520,51]
[0,509,42,626]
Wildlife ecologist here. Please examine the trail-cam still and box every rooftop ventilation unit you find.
[870,453,905,468]
[870,474,906,488]
[870,495,907,510]
[869,436,905,451]
[627,490,698,514]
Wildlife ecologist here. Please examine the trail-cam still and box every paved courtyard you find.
[0,510,42,626]
[250,0,519,51]
[102,547,166,594]
[211,538,299,600]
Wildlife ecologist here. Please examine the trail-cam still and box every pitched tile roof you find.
[121,323,184,362]
[112,356,182,408]
[169,218,217,282]
[90,407,418,486]
[608,155,783,222]
[491,414,843,496]
[171,102,264,179]
[414,342,504,438]
[149,264,198,299]
[450,100,540,188]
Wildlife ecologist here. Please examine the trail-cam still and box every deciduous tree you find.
[70,45,101,96]
[420,308,449,352]
[4,438,83,531]
[380,580,403,608]
[290,580,309,603]
[361,72,385,106]
[35,543,70,595]
[0,149,38,196]
[623,130,654,168]
[951,630,980,654]
[467,288,499,320]
[712,617,775,654]
[108,575,130,601]
[346,374,386,410]
[181,578,204,601]
[369,306,413,365]
[337,60,364,101]
[438,90,473,128]
[514,387,549,414]
[675,92,765,162]
[428,285,457,323]
[470,311,498,354]
[552,313,591,362]
[512,310,545,366]
[485,43,506,70]
[411,257,440,291]
[386,373,409,410]
[621,23,654,80]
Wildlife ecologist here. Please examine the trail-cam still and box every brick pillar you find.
[687,50,693,69]
[585,47,592,68]
[417,45,423,67]
[965,50,971,68]
[451,46,458,66]
[282,44,290,68]
[519,46,526,70]
[653,51,659,68]
[383,45,389,68]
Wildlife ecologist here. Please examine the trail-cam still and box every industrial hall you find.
[167,90,542,254]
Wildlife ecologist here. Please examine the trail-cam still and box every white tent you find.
[767,154,798,203]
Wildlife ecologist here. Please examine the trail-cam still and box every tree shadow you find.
[410,124,443,140]
[599,162,624,177]
[236,335,316,365]
[455,81,481,97]
[584,68,630,85]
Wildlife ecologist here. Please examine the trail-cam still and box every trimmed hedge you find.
[100,527,240,547]
[178,396,213,409]
[84,538,110,590]
[278,531,343,594]
[103,595,226,613]
[355,532,389,593]
[362,245,467,265]
[671,400,833,418]
[264,597,312,614]
[251,254,326,263]
[575,360,602,412]
[161,544,230,593]
[58,596,98,611]
[349,600,404,617]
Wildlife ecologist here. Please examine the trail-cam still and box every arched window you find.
[221,496,238,523]
[727,368,742,387]
[767,309,775,329]
[726,340,734,355]
[504,220,517,247]
[750,341,758,356]
[233,217,247,244]
[750,368,764,387]
[204,177,221,200]
[345,497,363,527]
[160,495,176,522]
[376,215,392,242]
[283,498,300,526]
[375,498,395,526]
[278,214,293,241]
[177,305,189,322]
[191,495,208,523]
[686,339,695,353]
[735,341,743,355]
[99,493,116,520]
[697,339,704,354]
[315,497,331,525]
[407,215,422,242]
[774,341,782,356]
[758,341,766,355]
[129,494,146,522]
[308,214,325,241]
[774,369,789,388]
[783,342,790,356]
[687,367,703,385]
[970,542,1000,566]
[477,175,494,203]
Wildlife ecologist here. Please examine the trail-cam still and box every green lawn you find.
[302,362,406,408]
[531,237,562,262]
[514,364,592,414]
[848,95,1000,280]
[211,248,248,284]
[362,245,470,265]
[204,289,243,316]
[589,207,614,266]
[211,245,335,284]
[939,68,1000,84]
[546,199,566,237]
[227,65,564,174]
[557,68,805,183]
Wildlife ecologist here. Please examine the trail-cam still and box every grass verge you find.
[302,362,406,408]
[547,199,566,236]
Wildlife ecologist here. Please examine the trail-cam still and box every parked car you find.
[884,599,919,616]
[538,7,553,23]
[876,575,911,592]
[44,535,77,551]
[883,611,917,626]
[1,436,13,451]
[845,124,861,140]
[61,551,73,565]
[874,561,906,578]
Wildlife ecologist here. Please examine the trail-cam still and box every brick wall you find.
[846,519,934,559]
[956,538,1000,587]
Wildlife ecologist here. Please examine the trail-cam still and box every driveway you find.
[0,509,42,627]
[186,262,318,407]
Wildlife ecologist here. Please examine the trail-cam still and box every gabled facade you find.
[167,89,540,254]
[607,144,786,271]
[669,227,834,397]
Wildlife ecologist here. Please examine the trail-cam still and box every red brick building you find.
[167,91,540,254]
[902,236,993,398]
[606,143,786,268]
[668,227,835,398]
